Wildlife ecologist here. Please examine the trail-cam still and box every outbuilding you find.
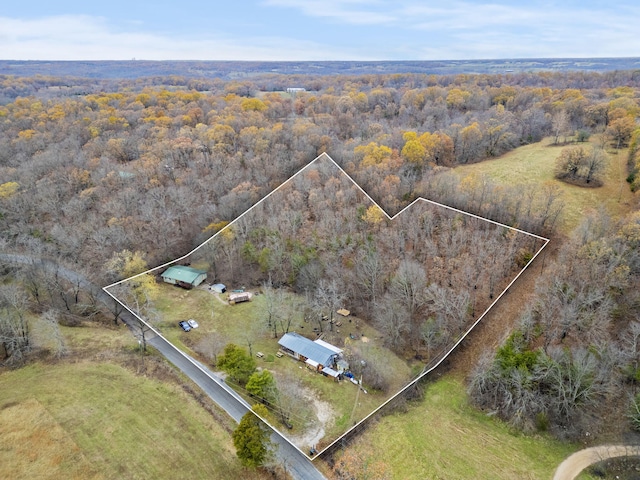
[161,265,207,289]
[229,291,253,304]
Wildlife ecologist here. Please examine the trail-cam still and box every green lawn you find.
[454,138,634,234]
[153,283,412,446]
[0,361,264,480]
[344,375,595,480]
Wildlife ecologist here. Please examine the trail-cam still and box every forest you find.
[105,153,540,452]
[2,58,639,79]
[0,67,639,460]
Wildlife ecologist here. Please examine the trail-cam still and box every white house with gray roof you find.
[278,332,344,378]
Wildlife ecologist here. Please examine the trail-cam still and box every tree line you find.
[0,70,638,445]
[469,210,640,440]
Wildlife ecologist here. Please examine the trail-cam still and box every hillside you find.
[1,69,638,478]
[453,137,635,233]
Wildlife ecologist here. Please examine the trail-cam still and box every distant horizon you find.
[3,56,640,63]
[2,57,638,80]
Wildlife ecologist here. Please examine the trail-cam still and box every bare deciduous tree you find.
[0,284,31,364]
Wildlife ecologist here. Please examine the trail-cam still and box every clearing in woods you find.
[453,137,634,234]
[108,153,548,455]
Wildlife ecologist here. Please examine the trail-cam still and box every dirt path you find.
[553,444,640,480]
[288,391,335,450]
[447,239,559,378]
[211,292,228,306]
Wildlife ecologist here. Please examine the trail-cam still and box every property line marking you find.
[104,152,547,290]
[104,152,550,460]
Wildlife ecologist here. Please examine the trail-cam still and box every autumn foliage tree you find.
[106,250,159,309]
[606,114,636,149]
[554,145,607,186]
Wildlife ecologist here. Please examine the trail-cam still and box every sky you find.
[1,0,638,61]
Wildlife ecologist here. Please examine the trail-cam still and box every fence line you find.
[315,236,550,459]
[103,152,551,461]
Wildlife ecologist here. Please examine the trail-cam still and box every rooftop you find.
[161,265,207,284]
[278,332,339,367]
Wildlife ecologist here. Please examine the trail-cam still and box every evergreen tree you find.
[232,404,275,468]
[217,344,256,385]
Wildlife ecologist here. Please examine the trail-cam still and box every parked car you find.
[178,320,191,332]
[187,319,199,329]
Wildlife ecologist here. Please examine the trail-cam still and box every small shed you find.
[322,366,341,379]
[161,265,207,289]
[211,283,226,294]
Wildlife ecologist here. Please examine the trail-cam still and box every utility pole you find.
[349,361,366,425]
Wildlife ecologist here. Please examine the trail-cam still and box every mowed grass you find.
[153,283,411,444]
[0,361,264,480]
[0,398,101,480]
[454,138,635,234]
[348,375,596,480]
[154,284,272,351]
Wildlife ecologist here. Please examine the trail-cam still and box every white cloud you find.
[0,15,366,60]
[262,0,396,25]
[2,2,640,61]
[257,0,640,58]
[403,3,544,30]
[263,0,640,33]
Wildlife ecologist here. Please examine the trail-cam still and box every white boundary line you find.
[103,152,550,461]
[101,283,311,460]
[316,236,549,457]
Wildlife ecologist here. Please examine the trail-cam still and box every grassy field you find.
[345,375,595,480]
[0,325,266,480]
[0,398,101,480]
[454,138,635,234]
[153,283,412,445]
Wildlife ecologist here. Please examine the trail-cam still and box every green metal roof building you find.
[161,265,207,288]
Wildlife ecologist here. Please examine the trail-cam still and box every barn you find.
[161,265,207,289]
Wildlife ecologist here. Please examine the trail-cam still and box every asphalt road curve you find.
[553,444,640,480]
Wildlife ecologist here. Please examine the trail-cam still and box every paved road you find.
[1,254,100,294]
[553,444,640,480]
[1,253,326,480]
[145,333,327,480]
